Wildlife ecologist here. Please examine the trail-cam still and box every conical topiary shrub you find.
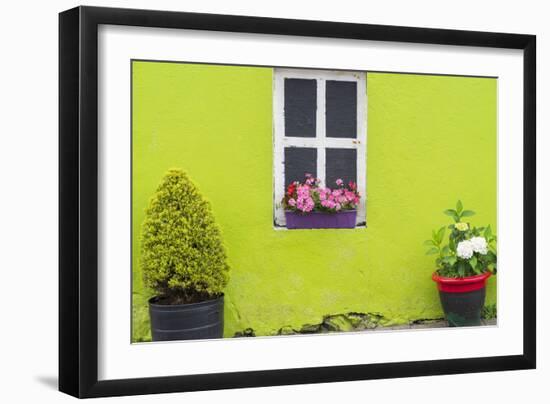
[141,169,229,305]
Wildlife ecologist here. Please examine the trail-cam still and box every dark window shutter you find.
[326,80,357,138]
[284,78,317,137]
[325,148,357,188]
[284,147,317,187]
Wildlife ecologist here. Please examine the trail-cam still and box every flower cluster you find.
[456,237,488,259]
[283,174,360,214]
[424,200,497,278]
[455,222,468,231]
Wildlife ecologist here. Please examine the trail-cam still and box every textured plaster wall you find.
[132,61,497,341]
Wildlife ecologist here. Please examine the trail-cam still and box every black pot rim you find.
[148,293,224,308]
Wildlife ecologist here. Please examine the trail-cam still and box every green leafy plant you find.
[141,169,229,304]
[424,200,497,278]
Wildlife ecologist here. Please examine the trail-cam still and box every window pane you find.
[326,80,357,138]
[284,147,317,187]
[325,148,357,188]
[284,78,317,137]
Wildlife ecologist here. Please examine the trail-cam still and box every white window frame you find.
[273,68,367,227]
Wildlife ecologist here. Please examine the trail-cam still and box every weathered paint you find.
[132,61,497,341]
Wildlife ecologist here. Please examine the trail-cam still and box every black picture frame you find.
[59,5,536,398]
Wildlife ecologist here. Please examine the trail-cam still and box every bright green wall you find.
[132,61,497,341]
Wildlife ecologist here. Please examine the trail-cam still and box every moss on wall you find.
[132,61,497,341]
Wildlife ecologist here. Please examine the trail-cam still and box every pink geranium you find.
[282,176,360,214]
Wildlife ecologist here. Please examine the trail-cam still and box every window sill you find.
[273,223,367,231]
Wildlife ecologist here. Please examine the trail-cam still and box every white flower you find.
[456,240,474,259]
[470,236,488,255]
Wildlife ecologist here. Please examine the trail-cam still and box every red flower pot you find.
[432,272,492,327]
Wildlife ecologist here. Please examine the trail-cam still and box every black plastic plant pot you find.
[432,272,492,327]
[148,294,224,341]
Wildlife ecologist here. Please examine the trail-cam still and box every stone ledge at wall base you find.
[148,294,224,341]
[432,271,492,327]
[285,210,357,229]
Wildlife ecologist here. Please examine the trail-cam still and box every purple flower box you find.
[285,210,357,229]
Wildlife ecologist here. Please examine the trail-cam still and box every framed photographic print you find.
[59,6,536,398]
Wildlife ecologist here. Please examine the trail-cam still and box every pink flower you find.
[318,187,330,201]
[282,176,359,213]
[296,195,314,212]
[344,190,356,202]
[297,185,311,198]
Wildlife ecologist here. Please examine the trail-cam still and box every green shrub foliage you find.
[141,169,229,303]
